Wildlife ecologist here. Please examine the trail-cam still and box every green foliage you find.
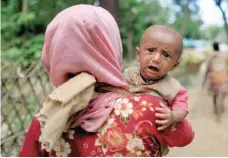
[171,0,203,39]
[1,0,90,66]
[201,25,225,42]
[1,0,43,66]
[2,0,217,65]
[119,0,170,58]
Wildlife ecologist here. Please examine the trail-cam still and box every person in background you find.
[203,42,228,118]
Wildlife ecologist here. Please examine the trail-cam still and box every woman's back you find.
[19,93,194,157]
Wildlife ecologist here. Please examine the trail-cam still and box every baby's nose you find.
[151,52,162,62]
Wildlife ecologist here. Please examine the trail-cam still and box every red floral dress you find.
[19,94,194,157]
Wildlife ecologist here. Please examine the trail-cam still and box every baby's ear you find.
[136,47,140,61]
[172,60,180,70]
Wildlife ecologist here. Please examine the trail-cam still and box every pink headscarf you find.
[41,4,128,131]
[42,4,126,88]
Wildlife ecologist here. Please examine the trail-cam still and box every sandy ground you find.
[167,86,228,157]
[167,63,228,157]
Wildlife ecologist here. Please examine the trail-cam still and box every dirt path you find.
[167,81,228,156]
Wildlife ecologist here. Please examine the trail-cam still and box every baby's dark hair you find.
[213,42,219,51]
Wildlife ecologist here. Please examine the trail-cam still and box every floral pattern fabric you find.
[19,94,194,157]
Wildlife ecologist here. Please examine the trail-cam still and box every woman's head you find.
[42,4,127,88]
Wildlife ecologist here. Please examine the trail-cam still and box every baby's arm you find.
[155,88,188,130]
[171,109,188,123]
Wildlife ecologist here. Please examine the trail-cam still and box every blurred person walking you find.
[203,42,228,120]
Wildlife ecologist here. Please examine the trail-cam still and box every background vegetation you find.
[1,0,228,65]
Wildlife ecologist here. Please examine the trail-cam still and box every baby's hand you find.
[155,103,174,131]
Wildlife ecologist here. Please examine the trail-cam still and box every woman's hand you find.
[155,102,174,131]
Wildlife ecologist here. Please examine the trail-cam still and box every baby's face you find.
[137,27,182,80]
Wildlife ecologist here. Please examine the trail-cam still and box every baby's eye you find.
[147,48,155,53]
[163,52,170,58]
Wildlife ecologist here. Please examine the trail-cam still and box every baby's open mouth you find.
[148,66,159,71]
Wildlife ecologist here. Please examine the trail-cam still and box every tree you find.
[22,0,29,14]
[119,0,169,60]
[99,0,119,23]
[215,0,228,42]
[1,0,94,66]
[172,0,202,39]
